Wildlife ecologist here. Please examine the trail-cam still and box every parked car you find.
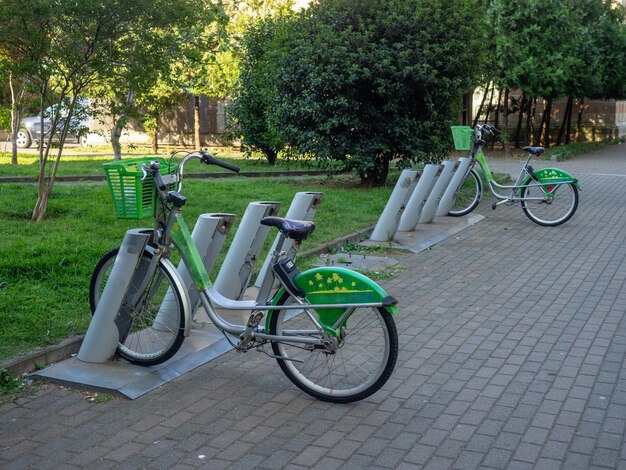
[16,99,90,148]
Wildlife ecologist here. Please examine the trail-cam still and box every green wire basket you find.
[451,126,474,151]
[103,157,178,219]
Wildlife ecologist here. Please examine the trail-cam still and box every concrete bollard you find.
[78,229,149,363]
[213,201,281,300]
[370,169,420,242]
[419,160,458,224]
[436,157,472,216]
[397,164,442,232]
[254,192,324,302]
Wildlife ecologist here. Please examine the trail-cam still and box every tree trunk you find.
[535,98,548,146]
[32,91,78,221]
[264,147,277,165]
[502,88,511,157]
[484,84,495,124]
[576,97,585,142]
[152,114,159,154]
[32,82,52,221]
[473,82,491,127]
[526,97,535,146]
[490,88,503,150]
[542,97,553,148]
[360,155,390,186]
[565,97,574,145]
[112,115,123,161]
[556,95,574,146]
[9,73,26,165]
[32,191,49,222]
[515,93,527,148]
[194,95,201,149]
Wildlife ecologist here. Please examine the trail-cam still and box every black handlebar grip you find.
[212,158,240,173]
[200,151,240,173]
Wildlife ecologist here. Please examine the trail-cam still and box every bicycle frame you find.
[465,140,578,208]
[151,203,396,347]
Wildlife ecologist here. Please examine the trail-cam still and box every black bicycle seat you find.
[523,146,545,156]
[261,217,316,241]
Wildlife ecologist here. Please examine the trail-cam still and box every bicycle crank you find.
[237,310,264,350]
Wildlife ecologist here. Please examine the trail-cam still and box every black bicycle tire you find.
[520,181,579,226]
[89,247,186,366]
[268,291,398,403]
[448,168,482,217]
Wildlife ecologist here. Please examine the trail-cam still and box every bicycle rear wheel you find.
[269,292,398,403]
[89,248,186,366]
[448,168,482,216]
[521,181,578,226]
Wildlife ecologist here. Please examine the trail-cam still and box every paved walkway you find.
[1,144,625,469]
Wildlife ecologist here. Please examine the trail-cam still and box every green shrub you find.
[231,0,487,184]
[0,106,11,131]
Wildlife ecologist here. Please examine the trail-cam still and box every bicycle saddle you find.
[523,146,545,156]
[261,217,316,241]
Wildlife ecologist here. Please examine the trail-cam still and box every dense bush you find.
[0,106,10,131]
[230,0,486,184]
[227,15,292,165]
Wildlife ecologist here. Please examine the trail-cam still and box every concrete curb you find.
[2,335,84,378]
[0,169,341,184]
[1,226,375,378]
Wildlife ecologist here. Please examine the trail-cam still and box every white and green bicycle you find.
[90,151,399,403]
[449,124,580,226]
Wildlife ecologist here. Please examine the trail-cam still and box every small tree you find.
[88,0,223,160]
[137,79,187,154]
[182,0,294,151]
[268,0,486,184]
[228,14,293,164]
[0,0,51,165]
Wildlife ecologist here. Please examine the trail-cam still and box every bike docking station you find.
[31,193,324,399]
[362,158,484,254]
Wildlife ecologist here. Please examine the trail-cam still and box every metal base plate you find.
[30,310,247,399]
[361,214,484,254]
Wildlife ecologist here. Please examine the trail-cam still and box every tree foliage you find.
[0,0,226,220]
[228,13,293,164]
[485,0,626,147]
[231,0,487,183]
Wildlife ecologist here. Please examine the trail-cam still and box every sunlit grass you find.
[0,174,392,361]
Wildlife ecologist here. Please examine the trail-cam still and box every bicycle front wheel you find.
[448,168,482,216]
[269,292,398,403]
[89,247,186,366]
[521,181,579,226]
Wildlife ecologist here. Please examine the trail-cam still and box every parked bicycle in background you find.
[448,124,580,226]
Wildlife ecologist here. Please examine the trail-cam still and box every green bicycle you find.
[90,151,399,403]
[449,124,580,226]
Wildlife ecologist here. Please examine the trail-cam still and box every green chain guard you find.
[267,267,398,334]
[522,168,580,196]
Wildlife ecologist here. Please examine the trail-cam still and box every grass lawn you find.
[0,174,393,362]
[0,149,337,178]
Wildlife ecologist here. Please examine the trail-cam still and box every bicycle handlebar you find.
[476,123,501,136]
[199,150,240,173]
[142,150,240,196]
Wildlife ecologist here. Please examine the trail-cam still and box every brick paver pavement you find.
[1,144,625,469]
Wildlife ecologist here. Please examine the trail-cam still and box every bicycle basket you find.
[451,126,473,151]
[103,157,178,219]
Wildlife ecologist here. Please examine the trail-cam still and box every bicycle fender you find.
[267,267,398,333]
[524,168,580,190]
